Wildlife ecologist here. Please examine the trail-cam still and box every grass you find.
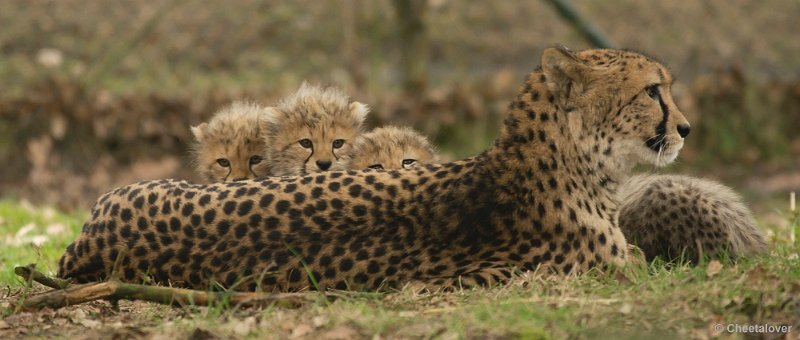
[0,200,84,285]
[1,200,798,338]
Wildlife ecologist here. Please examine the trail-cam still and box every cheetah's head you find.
[345,126,440,170]
[191,101,271,183]
[542,46,690,168]
[264,82,368,176]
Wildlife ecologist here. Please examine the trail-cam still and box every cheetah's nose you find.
[677,124,691,138]
[316,160,332,171]
[232,177,248,182]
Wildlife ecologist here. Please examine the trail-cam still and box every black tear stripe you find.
[302,144,315,175]
[645,87,669,152]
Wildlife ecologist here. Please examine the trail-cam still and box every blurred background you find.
[0,0,797,227]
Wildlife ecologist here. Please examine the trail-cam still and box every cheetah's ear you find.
[349,101,369,124]
[259,106,278,127]
[541,45,591,91]
[260,106,281,137]
[190,123,208,142]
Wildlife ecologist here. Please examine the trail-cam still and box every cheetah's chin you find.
[652,142,684,167]
[654,150,680,167]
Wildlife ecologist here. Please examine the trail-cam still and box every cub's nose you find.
[677,124,691,138]
[316,160,332,171]
[232,176,248,182]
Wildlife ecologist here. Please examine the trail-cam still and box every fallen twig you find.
[14,265,72,290]
[13,265,337,312]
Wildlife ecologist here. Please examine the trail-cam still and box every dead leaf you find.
[50,115,68,140]
[0,320,10,329]
[290,324,313,338]
[79,318,101,329]
[312,315,328,328]
[744,264,767,285]
[619,303,633,314]
[320,325,361,340]
[231,316,257,336]
[42,207,56,220]
[188,328,219,340]
[706,260,723,278]
[36,48,63,68]
[69,309,87,323]
[613,271,632,285]
[30,235,48,246]
[46,223,66,236]
[3,312,34,326]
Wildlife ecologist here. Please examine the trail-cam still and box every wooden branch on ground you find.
[15,265,72,290]
[13,266,337,312]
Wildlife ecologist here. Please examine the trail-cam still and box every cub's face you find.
[267,118,361,176]
[264,83,369,176]
[542,47,690,168]
[346,126,439,170]
[191,102,270,183]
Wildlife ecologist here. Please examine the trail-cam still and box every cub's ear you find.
[541,45,591,91]
[190,123,208,142]
[349,101,369,124]
[259,106,281,135]
[259,106,278,127]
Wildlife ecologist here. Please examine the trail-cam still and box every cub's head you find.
[345,126,440,170]
[540,45,690,168]
[264,82,368,176]
[191,101,271,183]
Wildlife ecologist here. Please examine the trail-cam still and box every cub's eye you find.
[249,155,263,165]
[367,164,384,170]
[401,159,416,168]
[216,158,230,167]
[299,139,313,148]
[332,139,345,149]
[645,85,660,100]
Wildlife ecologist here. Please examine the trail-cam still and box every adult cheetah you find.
[58,46,690,291]
[344,126,440,170]
[190,101,272,183]
[618,174,767,263]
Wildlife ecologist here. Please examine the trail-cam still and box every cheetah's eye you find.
[216,158,230,167]
[299,139,313,149]
[368,164,384,170]
[645,85,660,100]
[401,159,416,169]
[249,155,263,165]
[332,139,345,149]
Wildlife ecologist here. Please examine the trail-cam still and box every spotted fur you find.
[618,174,768,263]
[263,83,368,176]
[344,126,440,170]
[58,46,690,291]
[190,101,272,183]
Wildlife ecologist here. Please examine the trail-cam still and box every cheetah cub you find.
[345,126,440,170]
[618,174,768,263]
[263,82,368,176]
[190,101,271,182]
